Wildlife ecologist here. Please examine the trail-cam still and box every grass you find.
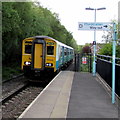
[2,63,23,81]
[79,55,93,72]
[80,64,89,72]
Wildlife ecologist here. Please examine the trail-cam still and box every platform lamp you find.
[85,7,106,76]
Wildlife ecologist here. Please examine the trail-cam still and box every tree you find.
[99,43,120,58]
[2,2,78,66]
[100,20,120,58]
[82,46,91,54]
[102,31,112,43]
[77,45,83,53]
[99,43,112,56]
[116,45,120,58]
[101,20,120,45]
[2,2,21,63]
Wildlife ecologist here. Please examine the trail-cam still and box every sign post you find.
[78,22,112,76]
[78,22,117,104]
[112,23,117,104]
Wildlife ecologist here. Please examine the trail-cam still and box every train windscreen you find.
[25,45,32,54]
[47,46,54,55]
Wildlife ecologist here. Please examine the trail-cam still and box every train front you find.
[21,36,57,77]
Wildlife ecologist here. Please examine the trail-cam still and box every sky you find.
[38,0,119,45]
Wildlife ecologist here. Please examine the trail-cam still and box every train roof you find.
[34,36,53,39]
[34,36,74,50]
[24,36,74,50]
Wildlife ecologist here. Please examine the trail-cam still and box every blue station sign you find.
[78,22,112,31]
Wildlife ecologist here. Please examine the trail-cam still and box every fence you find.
[74,53,92,72]
[96,54,120,97]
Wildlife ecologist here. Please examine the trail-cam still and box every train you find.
[21,36,74,77]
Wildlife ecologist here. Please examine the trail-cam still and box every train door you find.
[32,39,46,70]
[34,44,43,69]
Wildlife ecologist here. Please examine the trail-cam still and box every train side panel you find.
[45,38,57,72]
[55,43,60,70]
[21,36,74,78]
[55,41,74,70]
[21,38,33,70]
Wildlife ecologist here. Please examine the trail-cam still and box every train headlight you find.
[46,63,53,66]
[46,63,49,66]
[24,61,31,65]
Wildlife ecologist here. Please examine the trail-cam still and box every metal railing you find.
[74,53,92,72]
[96,54,120,97]
[97,54,120,65]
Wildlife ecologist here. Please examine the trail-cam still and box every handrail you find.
[97,54,120,64]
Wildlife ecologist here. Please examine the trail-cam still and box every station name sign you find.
[78,22,112,31]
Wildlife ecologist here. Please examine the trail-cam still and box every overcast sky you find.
[38,0,119,45]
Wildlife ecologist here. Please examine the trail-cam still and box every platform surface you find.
[19,71,118,119]
[19,71,74,118]
[67,72,118,118]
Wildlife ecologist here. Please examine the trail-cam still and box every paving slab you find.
[18,71,74,118]
[18,72,119,119]
[67,72,118,118]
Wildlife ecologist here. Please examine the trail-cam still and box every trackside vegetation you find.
[2,2,78,80]
[99,43,120,58]
[2,2,119,80]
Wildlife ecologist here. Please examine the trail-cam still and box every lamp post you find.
[85,7,106,76]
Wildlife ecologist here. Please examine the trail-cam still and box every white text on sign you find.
[78,22,113,31]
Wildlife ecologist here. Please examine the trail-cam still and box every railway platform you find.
[18,71,118,119]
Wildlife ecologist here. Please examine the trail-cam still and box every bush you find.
[99,43,120,58]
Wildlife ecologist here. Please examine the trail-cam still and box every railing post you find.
[74,54,77,72]
[79,54,81,72]
[90,53,92,73]
[78,54,80,72]
[112,23,117,104]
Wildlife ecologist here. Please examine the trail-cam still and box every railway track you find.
[2,85,43,119]
[2,75,28,103]
[2,62,74,119]
[2,73,56,119]
[2,83,29,104]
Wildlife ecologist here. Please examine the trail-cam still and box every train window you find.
[47,46,54,55]
[68,51,70,55]
[64,48,66,55]
[61,47,63,55]
[64,51,67,55]
[25,41,32,44]
[25,45,32,54]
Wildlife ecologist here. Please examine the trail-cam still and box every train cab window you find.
[47,46,54,55]
[64,51,67,55]
[25,45,32,54]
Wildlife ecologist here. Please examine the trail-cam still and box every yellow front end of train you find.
[45,39,57,72]
[21,37,33,70]
[21,36,57,76]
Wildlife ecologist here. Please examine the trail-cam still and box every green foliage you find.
[99,43,112,56]
[76,45,83,53]
[2,66,22,80]
[116,45,120,58]
[2,2,78,79]
[82,46,91,54]
[99,43,120,58]
[1,3,23,63]
[80,64,88,72]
